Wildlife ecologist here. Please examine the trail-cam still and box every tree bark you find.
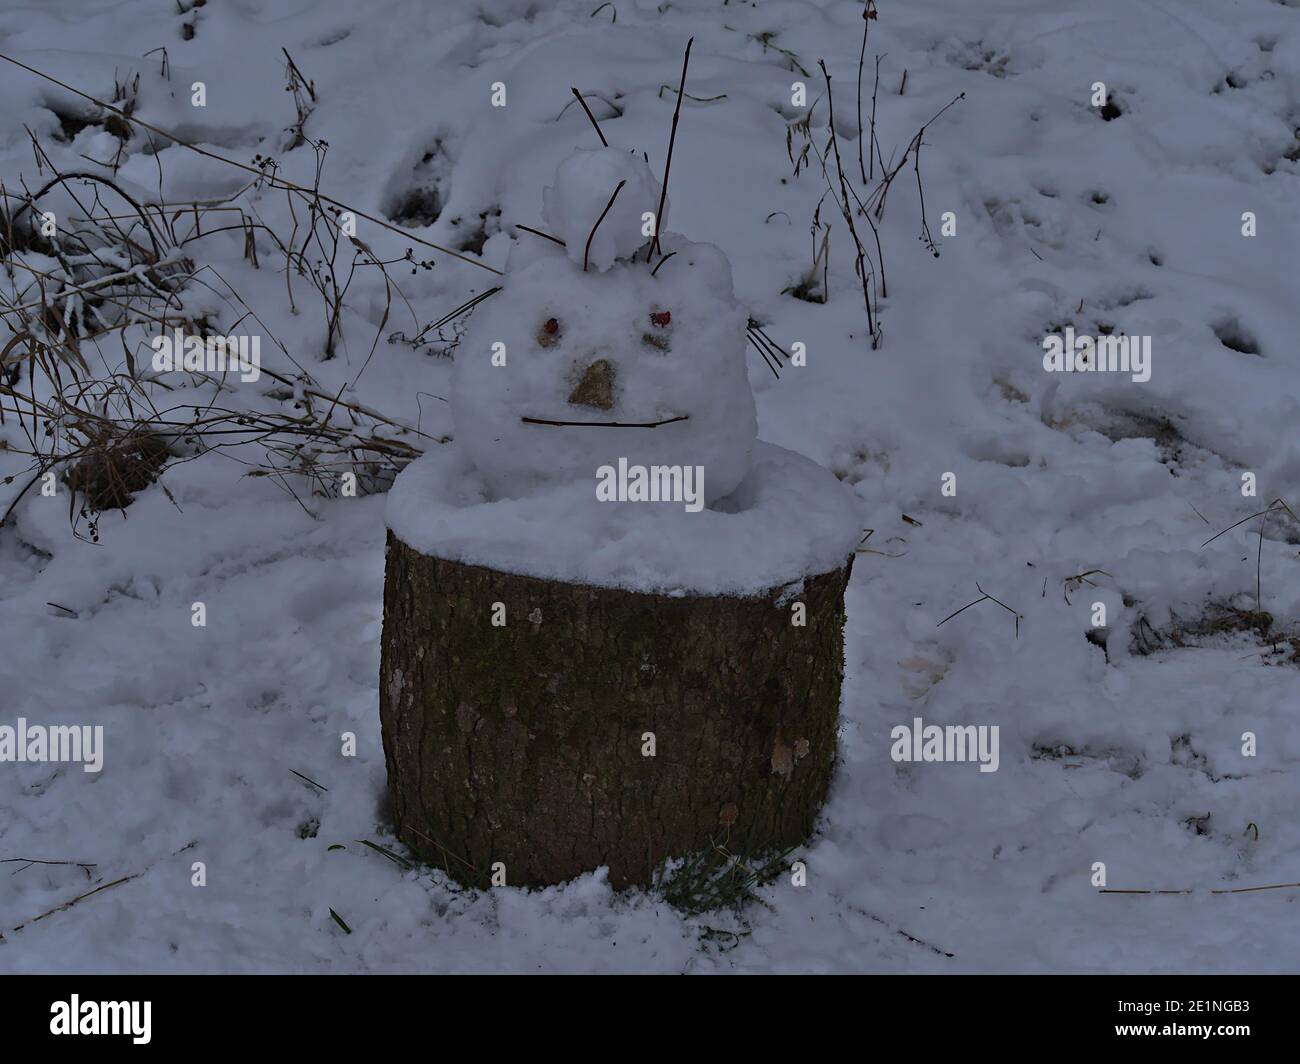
[380,530,852,889]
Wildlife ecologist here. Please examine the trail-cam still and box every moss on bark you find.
[380,530,852,889]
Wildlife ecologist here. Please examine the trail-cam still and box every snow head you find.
[451,221,757,504]
[541,147,667,272]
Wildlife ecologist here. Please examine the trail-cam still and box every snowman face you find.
[451,235,757,504]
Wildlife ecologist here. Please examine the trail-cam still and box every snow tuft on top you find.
[542,147,666,272]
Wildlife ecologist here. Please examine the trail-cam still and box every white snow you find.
[541,147,667,272]
[1,0,1299,974]
[450,231,757,504]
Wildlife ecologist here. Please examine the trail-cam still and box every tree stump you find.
[379,533,853,889]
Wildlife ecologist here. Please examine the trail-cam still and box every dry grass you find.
[0,59,502,537]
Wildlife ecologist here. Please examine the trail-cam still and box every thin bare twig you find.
[569,87,610,147]
[648,37,693,261]
[1102,882,1300,896]
[8,873,140,934]
[650,251,676,277]
[937,582,1022,638]
[0,53,502,276]
[514,223,566,247]
[522,414,688,429]
[584,179,626,271]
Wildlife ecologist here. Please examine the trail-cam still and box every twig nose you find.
[567,358,616,410]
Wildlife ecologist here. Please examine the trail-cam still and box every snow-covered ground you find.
[2,0,1299,973]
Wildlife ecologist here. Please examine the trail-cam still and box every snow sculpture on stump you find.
[380,138,862,890]
[452,146,755,505]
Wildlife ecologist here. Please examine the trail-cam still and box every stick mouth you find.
[520,414,688,429]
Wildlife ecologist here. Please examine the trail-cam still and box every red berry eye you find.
[650,310,671,327]
[543,317,560,334]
